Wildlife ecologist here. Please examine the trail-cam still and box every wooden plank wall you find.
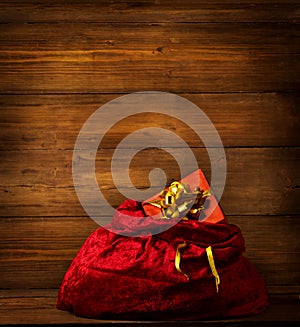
[0,0,299,295]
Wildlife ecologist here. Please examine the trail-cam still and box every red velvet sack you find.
[57,199,268,320]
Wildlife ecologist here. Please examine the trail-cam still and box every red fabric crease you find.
[57,199,268,320]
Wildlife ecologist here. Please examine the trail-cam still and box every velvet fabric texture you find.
[57,199,268,320]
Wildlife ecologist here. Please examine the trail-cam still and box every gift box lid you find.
[142,169,226,223]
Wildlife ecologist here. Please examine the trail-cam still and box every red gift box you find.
[142,169,226,223]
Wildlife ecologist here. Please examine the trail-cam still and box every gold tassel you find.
[175,242,189,280]
[206,246,220,293]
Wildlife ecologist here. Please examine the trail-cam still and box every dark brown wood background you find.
[0,0,299,298]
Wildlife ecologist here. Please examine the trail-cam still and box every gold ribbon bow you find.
[147,181,210,220]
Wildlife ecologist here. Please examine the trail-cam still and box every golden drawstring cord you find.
[175,243,220,292]
[206,245,220,293]
[175,242,189,280]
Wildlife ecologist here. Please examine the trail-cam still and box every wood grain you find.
[0,0,299,23]
[0,290,299,324]
[0,216,299,290]
[0,148,299,216]
[0,93,299,150]
[0,55,298,94]
[1,23,299,53]
[0,23,299,93]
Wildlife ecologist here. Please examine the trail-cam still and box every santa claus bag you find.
[57,199,268,320]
